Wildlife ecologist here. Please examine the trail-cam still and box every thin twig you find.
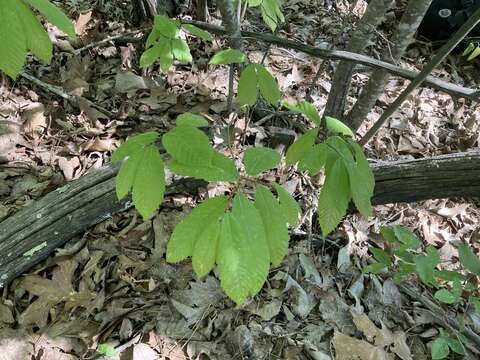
[20,72,115,118]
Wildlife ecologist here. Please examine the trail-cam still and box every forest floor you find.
[0,0,479,359]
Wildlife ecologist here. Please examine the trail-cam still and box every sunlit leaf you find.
[182,24,213,42]
[237,64,258,106]
[209,48,247,65]
[167,196,228,265]
[286,128,319,165]
[0,0,27,78]
[217,193,270,304]
[176,112,209,127]
[255,64,280,105]
[431,337,449,360]
[284,101,321,125]
[298,143,328,175]
[254,186,289,266]
[458,243,480,276]
[325,116,354,137]
[112,132,159,163]
[272,183,300,226]
[415,246,440,286]
[318,159,350,236]
[243,147,281,176]
[131,145,165,219]
[23,0,75,37]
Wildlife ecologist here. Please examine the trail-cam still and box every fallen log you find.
[371,150,480,204]
[0,150,479,287]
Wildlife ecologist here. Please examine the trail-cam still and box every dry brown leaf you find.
[0,303,14,324]
[133,343,159,360]
[74,11,92,35]
[22,103,47,136]
[351,311,393,347]
[333,331,394,360]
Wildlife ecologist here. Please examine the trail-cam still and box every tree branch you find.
[184,20,480,100]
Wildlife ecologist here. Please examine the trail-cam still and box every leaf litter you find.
[0,0,479,358]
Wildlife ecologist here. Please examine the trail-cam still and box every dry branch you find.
[184,20,480,100]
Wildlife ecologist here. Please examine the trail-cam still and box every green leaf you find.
[348,140,375,193]
[325,136,355,165]
[286,128,319,165]
[325,116,354,137]
[97,343,118,357]
[463,42,476,56]
[363,262,387,274]
[162,125,213,165]
[458,243,480,276]
[434,270,465,282]
[167,152,239,182]
[254,186,289,266]
[284,101,321,125]
[182,24,213,42]
[217,193,270,304]
[392,226,422,250]
[344,142,374,217]
[370,248,391,266]
[431,337,450,360]
[112,132,159,163]
[237,64,258,106]
[0,0,27,78]
[140,44,161,68]
[131,145,165,219]
[470,297,480,313]
[166,196,228,265]
[151,15,179,40]
[176,112,209,127]
[171,38,192,63]
[192,220,221,277]
[434,289,458,304]
[380,226,397,244]
[158,41,174,72]
[17,1,52,64]
[261,0,284,32]
[115,148,142,200]
[243,147,281,176]
[209,48,247,65]
[255,64,280,105]
[23,0,75,37]
[247,0,263,6]
[446,337,465,355]
[272,183,300,226]
[318,159,350,236]
[415,246,440,286]
[467,45,480,61]
[298,143,329,175]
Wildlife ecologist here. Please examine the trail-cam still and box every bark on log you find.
[0,166,205,288]
[371,150,480,204]
[0,151,479,287]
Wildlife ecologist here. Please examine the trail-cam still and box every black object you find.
[418,0,480,41]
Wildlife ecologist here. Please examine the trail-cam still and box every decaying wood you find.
[0,165,205,288]
[0,151,479,286]
[371,150,480,204]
